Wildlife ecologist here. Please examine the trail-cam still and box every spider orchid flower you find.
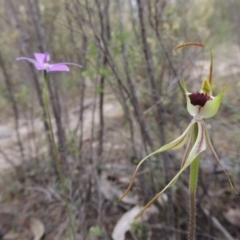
[16,53,82,72]
[119,43,237,219]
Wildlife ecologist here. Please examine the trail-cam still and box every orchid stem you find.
[188,123,199,240]
[43,71,76,240]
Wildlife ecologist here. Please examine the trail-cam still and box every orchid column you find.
[118,43,237,240]
[17,53,81,240]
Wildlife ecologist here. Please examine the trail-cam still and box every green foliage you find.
[131,222,149,240]
[89,225,101,236]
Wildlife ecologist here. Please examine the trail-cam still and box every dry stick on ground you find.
[201,207,235,240]
[0,52,25,165]
[6,0,55,167]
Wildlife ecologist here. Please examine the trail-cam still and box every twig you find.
[201,206,235,240]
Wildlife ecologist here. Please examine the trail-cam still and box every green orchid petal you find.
[181,129,194,168]
[181,80,200,117]
[203,122,238,194]
[135,121,206,219]
[200,86,226,118]
[181,80,201,117]
[201,78,212,95]
[118,120,196,203]
[185,121,206,165]
[180,80,189,94]
[186,95,198,117]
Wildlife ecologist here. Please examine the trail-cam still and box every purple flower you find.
[16,53,81,72]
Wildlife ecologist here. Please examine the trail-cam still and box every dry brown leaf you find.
[29,218,45,240]
[3,231,20,240]
[224,208,240,227]
[112,204,158,240]
[99,177,138,204]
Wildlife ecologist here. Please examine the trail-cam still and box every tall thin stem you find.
[43,71,76,240]
[188,123,200,240]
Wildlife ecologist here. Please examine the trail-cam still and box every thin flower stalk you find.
[17,53,81,240]
[188,123,199,240]
[42,71,76,240]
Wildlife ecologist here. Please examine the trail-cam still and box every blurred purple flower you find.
[17,53,81,72]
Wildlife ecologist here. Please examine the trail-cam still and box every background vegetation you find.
[0,0,240,239]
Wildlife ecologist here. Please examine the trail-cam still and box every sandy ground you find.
[0,97,124,172]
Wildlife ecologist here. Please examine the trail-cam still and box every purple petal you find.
[17,57,40,65]
[53,62,82,68]
[34,53,45,64]
[45,53,50,62]
[34,53,50,64]
[48,64,70,72]
[35,65,48,71]
[16,57,46,70]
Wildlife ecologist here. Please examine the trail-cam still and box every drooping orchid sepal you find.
[118,120,196,203]
[203,121,238,194]
[118,119,237,219]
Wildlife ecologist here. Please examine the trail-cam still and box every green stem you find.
[43,71,76,240]
[188,123,200,240]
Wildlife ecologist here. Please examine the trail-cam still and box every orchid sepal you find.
[118,120,196,202]
[119,119,238,219]
[203,122,238,194]
[199,86,226,119]
[201,78,212,95]
[134,121,207,218]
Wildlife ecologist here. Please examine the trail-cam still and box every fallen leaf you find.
[112,204,158,240]
[3,231,20,240]
[99,177,138,204]
[29,218,45,240]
